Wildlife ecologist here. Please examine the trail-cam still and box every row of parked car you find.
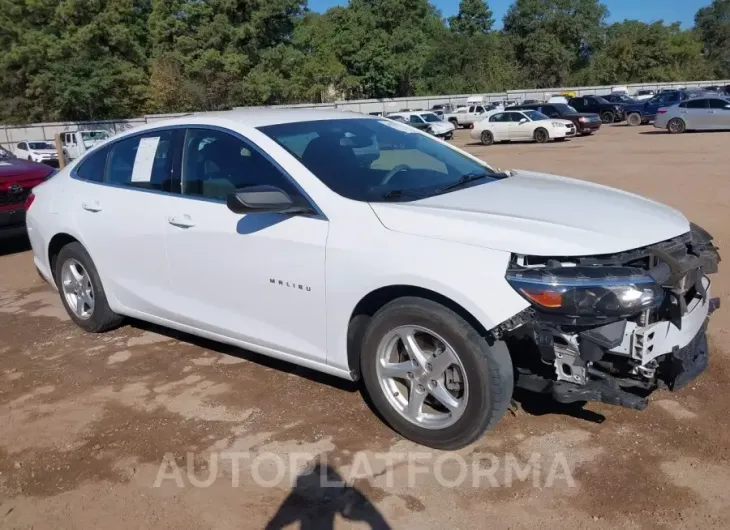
[425,85,730,145]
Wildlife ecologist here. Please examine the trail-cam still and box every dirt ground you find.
[1,124,729,530]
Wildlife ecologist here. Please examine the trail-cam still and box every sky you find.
[307,0,712,28]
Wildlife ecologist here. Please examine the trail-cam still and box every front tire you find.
[667,118,686,134]
[600,111,614,124]
[534,128,549,143]
[54,242,124,333]
[480,130,494,146]
[360,297,514,450]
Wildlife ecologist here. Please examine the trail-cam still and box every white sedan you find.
[13,140,59,164]
[26,109,719,450]
[471,109,576,145]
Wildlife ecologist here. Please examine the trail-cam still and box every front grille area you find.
[0,188,30,207]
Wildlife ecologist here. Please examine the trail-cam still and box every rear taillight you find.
[25,193,35,210]
[657,108,668,114]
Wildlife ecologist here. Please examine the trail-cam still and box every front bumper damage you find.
[499,225,721,410]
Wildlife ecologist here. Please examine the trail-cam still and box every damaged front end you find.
[496,223,721,410]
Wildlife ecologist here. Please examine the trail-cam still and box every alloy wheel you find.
[375,325,468,430]
[61,258,95,320]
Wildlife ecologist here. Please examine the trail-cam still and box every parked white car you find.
[26,109,720,450]
[634,89,656,101]
[471,109,577,145]
[13,141,59,164]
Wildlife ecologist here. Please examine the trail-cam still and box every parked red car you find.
[0,155,54,237]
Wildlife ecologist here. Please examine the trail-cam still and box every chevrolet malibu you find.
[26,110,720,450]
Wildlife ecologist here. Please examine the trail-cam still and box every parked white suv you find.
[26,109,720,449]
[13,141,59,164]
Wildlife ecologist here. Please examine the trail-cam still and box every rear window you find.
[76,146,110,183]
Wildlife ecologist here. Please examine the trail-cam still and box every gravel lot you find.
[1,124,729,529]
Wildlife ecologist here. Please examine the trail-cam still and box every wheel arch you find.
[346,284,492,380]
[48,233,82,284]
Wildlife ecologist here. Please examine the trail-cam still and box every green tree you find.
[695,0,730,78]
[503,0,608,87]
[449,0,494,35]
[0,0,151,123]
[587,21,712,85]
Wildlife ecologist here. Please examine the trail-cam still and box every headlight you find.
[551,121,564,127]
[506,266,664,317]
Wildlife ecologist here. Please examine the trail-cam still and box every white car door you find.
[509,112,534,141]
[164,127,329,363]
[15,142,29,159]
[72,129,181,318]
[484,113,511,141]
[63,133,80,160]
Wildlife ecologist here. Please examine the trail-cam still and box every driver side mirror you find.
[519,118,528,124]
[227,185,312,215]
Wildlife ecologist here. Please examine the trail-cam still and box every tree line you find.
[1,0,729,124]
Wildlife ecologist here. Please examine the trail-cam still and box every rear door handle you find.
[168,215,196,228]
[81,201,102,212]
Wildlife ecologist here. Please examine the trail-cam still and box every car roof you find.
[100,108,375,143]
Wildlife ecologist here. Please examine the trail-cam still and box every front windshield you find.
[28,142,53,150]
[523,110,549,121]
[258,118,499,202]
[420,113,441,123]
[552,104,576,114]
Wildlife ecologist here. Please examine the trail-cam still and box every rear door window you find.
[105,130,178,192]
[76,146,111,183]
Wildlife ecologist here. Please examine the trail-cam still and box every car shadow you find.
[127,318,359,394]
[511,387,606,424]
[0,234,31,257]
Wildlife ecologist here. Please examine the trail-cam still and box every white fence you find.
[2,79,729,149]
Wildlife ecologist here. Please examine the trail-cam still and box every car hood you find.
[369,170,689,256]
[30,149,57,155]
[0,158,53,183]
[430,121,455,132]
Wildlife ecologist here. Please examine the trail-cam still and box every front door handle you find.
[168,215,196,228]
[82,201,102,212]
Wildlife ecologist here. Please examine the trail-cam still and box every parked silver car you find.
[655,96,730,133]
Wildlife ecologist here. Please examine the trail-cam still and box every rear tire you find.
[480,130,494,146]
[627,113,642,127]
[534,128,549,143]
[54,242,124,333]
[600,111,614,124]
[360,297,514,450]
[667,118,686,134]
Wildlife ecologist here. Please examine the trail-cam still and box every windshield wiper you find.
[380,189,427,201]
[436,172,492,194]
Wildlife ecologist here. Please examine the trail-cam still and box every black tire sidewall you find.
[360,298,513,450]
[534,128,548,143]
[481,130,493,145]
[54,242,122,332]
[601,111,613,124]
